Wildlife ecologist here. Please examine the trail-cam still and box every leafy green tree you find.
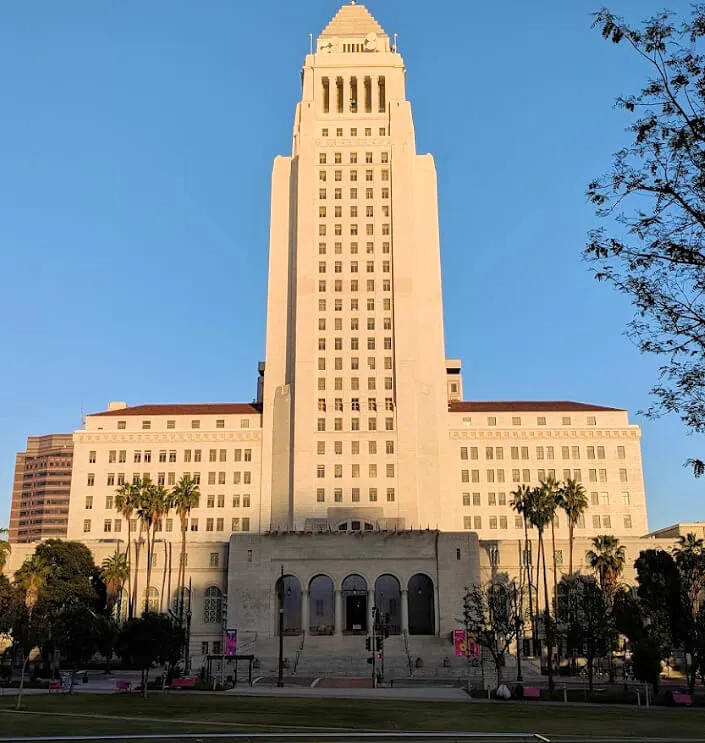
[0,528,11,573]
[115,614,185,697]
[557,574,611,693]
[31,540,105,615]
[632,637,663,692]
[462,578,523,686]
[0,574,19,635]
[559,478,589,575]
[171,476,200,625]
[94,614,120,675]
[586,6,705,463]
[52,606,101,692]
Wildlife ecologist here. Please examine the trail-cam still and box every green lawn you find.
[0,693,701,741]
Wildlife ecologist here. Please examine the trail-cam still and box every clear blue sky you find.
[0,0,701,531]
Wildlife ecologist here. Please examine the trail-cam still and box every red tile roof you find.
[448,401,623,413]
[90,403,262,417]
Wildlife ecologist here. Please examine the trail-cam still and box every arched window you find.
[407,574,435,635]
[308,575,335,635]
[342,574,368,633]
[374,574,401,634]
[276,575,302,634]
[203,586,223,624]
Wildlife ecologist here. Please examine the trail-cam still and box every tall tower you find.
[261,2,449,531]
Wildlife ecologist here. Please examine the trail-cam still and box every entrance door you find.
[345,594,367,632]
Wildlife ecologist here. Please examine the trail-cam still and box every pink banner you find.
[453,630,480,658]
[224,629,237,657]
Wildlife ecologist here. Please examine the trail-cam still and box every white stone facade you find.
[4,4,666,668]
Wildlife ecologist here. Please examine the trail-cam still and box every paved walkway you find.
[224,685,470,701]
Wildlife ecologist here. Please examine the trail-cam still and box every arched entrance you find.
[275,575,302,634]
[374,574,401,635]
[308,575,335,635]
[342,574,368,633]
[407,573,435,635]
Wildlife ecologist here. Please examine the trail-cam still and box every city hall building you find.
[6,3,665,675]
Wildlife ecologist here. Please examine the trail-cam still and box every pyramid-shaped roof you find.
[319,2,388,39]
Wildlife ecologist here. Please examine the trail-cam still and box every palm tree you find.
[136,481,171,614]
[115,481,141,618]
[524,484,559,692]
[672,533,705,609]
[559,478,589,575]
[14,555,49,710]
[539,476,562,612]
[587,535,626,602]
[101,553,129,620]
[0,528,11,573]
[171,476,200,625]
[511,484,535,646]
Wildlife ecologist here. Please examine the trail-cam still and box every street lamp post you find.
[277,565,284,688]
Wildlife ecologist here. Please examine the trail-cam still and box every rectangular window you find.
[617,445,626,459]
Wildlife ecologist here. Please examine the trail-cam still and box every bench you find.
[673,692,693,706]
[522,686,541,699]
[170,677,197,689]
[115,680,132,692]
[48,679,63,692]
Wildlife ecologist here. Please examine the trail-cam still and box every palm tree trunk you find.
[124,536,133,619]
[540,530,554,693]
[568,522,574,575]
[550,519,558,614]
[132,523,143,614]
[160,539,168,613]
[523,521,534,651]
[179,519,187,626]
[144,524,153,614]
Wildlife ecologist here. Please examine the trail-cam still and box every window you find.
[624,515,632,529]
[85,496,93,510]
[386,488,395,502]
[117,421,126,430]
[562,416,571,425]
[87,473,95,487]
[190,518,199,532]
[464,516,472,530]
[83,519,91,533]
[203,587,223,624]
[142,420,151,430]
[587,416,597,425]
[619,468,628,482]
[512,416,521,426]
[622,491,630,505]
[487,416,496,426]
[617,445,626,459]
[104,520,112,533]
[88,450,96,463]
[537,416,546,426]
[192,420,200,429]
